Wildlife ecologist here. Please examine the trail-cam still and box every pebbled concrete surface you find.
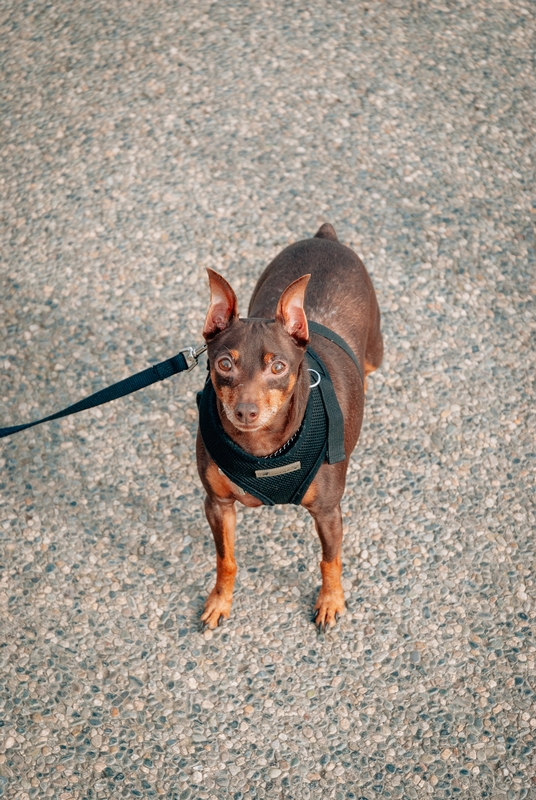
[0,0,535,797]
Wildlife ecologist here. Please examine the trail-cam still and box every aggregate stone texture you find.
[0,0,534,798]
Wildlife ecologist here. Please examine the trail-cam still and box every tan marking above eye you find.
[263,353,275,364]
[229,350,239,361]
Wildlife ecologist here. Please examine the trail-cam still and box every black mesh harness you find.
[197,322,363,505]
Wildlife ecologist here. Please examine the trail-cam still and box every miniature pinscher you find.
[196,223,383,630]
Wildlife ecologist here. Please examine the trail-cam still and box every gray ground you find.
[0,0,535,798]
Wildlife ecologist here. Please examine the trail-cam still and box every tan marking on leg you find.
[301,481,318,505]
[206,460,234,498]
[363,359,377,394]
[205,459,262,506]
[201,498,237,629]
[201,552,237,629]
[364,359,377,377]
[314,556,345,630]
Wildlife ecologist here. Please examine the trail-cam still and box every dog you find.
[196,223,383,630]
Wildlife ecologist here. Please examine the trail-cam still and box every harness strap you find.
[308,321,364,386]
[306,348,346,464]
[0,351,193,440]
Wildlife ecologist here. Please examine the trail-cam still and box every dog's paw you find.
[200,589,233,630]
[313,589,345,632]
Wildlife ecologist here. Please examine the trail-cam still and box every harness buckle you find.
[179,343,208,372]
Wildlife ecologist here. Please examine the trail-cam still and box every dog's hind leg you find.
[363,295,383,393]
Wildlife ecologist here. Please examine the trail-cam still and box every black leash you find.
[0,322,361,442]
[0,344,207,440]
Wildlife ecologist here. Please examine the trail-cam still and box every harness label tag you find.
[255,461,301,479]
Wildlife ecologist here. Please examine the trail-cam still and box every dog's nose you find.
[234,403,259,424]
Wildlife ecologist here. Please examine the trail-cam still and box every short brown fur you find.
[197,224,383,629]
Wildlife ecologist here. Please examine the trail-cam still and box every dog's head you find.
[202,269,310,433]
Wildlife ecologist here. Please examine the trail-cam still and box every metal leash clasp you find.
[179,343,208,372]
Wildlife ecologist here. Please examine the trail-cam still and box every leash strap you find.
[0,347,206,440]
[1,322,360,442]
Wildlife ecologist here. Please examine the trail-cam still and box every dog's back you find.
[248,223,382,376]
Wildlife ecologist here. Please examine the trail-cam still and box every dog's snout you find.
[234,403,259,424]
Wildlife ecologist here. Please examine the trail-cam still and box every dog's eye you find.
[271,361,286,375]
[218,357,233,372]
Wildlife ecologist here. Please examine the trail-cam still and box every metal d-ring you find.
[308,368,321,388]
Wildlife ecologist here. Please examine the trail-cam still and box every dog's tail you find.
[314,222,339,241]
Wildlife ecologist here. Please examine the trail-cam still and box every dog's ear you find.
[275,274,311,347]
[203,269,239,340]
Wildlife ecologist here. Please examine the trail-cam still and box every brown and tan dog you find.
[196,223,383,630]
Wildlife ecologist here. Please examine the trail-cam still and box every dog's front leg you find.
[308,503,345,631]
[201,495,238,629]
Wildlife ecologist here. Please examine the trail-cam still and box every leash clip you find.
[180,343,208,372]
